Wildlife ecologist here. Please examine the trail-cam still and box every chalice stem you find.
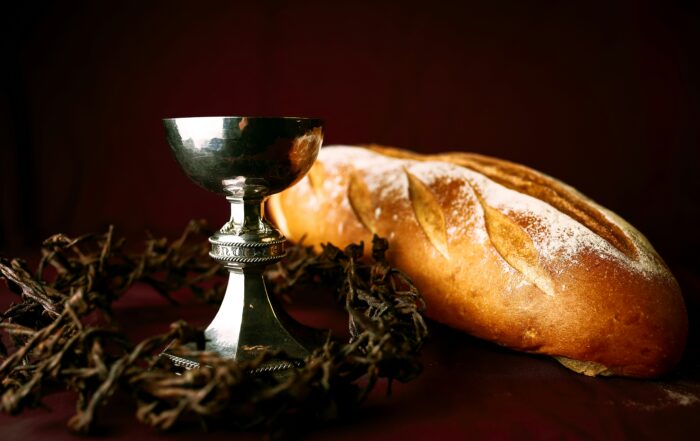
[226,194,266,235]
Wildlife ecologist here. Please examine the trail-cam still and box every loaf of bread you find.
[268,145,687,378]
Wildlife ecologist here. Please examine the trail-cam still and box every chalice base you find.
[162,269,323,374]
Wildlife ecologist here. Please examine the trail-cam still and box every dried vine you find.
[0,220,427,436]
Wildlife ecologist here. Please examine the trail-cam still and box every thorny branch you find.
[0,221,427,436]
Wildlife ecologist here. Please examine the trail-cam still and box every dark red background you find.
[1,0,699,263]
[1,1,700,439]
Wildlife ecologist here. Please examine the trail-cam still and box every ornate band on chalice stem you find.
[161,116,324,373]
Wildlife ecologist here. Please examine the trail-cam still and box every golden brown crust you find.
[268,145,688,378]
[368,145,639,258]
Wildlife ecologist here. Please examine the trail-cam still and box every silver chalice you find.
[162,116,324,372]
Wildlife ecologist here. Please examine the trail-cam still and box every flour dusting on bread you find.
[316,146,667,282]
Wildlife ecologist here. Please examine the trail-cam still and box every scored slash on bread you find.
[268,145,688,378]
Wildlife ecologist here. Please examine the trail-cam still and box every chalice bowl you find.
[162,116,324,372]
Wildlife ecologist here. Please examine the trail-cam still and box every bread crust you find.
[268,145,688,378]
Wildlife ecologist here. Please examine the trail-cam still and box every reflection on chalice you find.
[161,116,324,372]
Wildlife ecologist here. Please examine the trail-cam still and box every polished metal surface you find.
[163,117,323,195]
[161,116,324,371]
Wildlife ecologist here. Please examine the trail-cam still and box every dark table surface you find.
[1,262,699,441]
